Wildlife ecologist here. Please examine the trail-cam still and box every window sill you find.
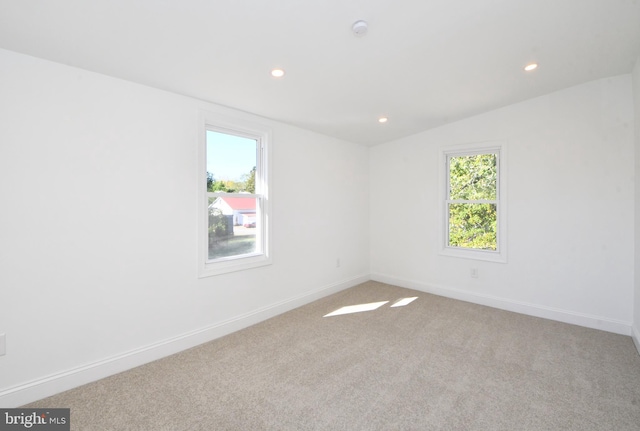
[439,246,507,263]
[198,254,272,278]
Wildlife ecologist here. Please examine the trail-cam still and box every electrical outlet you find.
[470,268,479,278]
[0,333,5,356]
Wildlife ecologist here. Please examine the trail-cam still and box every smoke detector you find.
[352,20,368,37]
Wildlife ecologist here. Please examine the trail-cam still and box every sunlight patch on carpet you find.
[324,301,389,317]
[391,297,418,307]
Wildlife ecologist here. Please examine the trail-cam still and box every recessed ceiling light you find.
[524,63,538,71]
[271,68,285,78]
[378,117,388,124]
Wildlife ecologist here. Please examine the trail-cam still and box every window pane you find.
[208,196,258,260]
[206,131,257,193]
[448,203,497,250]
[449,154,497,200]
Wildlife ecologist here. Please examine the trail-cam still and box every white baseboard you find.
[632,326,640,356]
[0,274,369,408]
[371,273,633,336]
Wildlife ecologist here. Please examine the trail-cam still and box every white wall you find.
[0,48,370,406]
[371,75,635,334]
[633,56,640,352]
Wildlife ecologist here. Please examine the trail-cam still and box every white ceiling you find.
[1,0,639,146]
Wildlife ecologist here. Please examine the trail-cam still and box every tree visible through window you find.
[447,152,498,250]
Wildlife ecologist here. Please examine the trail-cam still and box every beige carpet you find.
[26,281,640,430]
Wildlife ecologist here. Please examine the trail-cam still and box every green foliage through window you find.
[447,153,498,250]
[206,168,256,194]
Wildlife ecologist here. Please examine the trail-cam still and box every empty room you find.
[1,1,640,430]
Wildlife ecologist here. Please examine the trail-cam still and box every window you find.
[199,112,271,277]
[440,142,507,262]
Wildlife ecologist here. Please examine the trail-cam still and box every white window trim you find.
[198,111,272,277]
[439,141,507,263]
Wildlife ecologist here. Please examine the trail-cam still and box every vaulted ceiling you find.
[1,0,639,145]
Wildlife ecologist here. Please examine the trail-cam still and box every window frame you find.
[439,141,507,263]
[198,111,272,277]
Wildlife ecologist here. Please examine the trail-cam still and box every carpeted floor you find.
[26,281,640,430]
